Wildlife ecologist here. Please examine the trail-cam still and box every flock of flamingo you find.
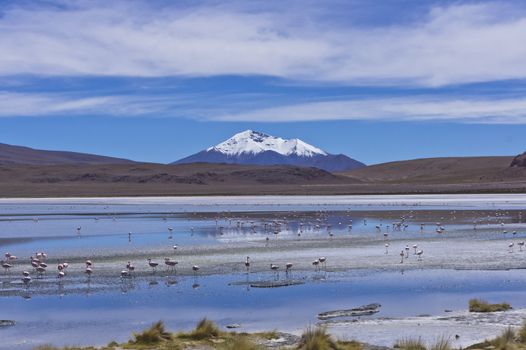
[1,210,525,289]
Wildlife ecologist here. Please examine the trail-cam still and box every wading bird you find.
[270,264,279,278]
[416,250,424,261]
[164,258,178,272]
[2,261,12,274]
[285,262,293,276]
[244,256,250,272]
[147,258,159,273]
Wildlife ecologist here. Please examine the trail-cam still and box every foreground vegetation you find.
[466,322,526,350]
[30,318,526,350]
[469,299,512,313]
[32,319,361,350]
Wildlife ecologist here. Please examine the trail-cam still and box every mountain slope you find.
[173,130,365,172]
[510,151,526,167]
[0,142,135,165]
[340,156,520,183]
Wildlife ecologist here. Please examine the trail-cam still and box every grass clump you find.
[492,327,518,350]
[130,321,172,345]
[467,326,526,350]
[182,318,221,340]
[219,335,263,350]
[260,329,279,340]
[394,337,427,350]
[298,326,339,350]
[469,299,512,312]
[519,321,526,344]
[429,336,452,350]
[336,340,363,350]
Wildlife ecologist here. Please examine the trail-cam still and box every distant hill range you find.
[0,142,134,165]
[1,138,526,196]
[340,156,521,184]
[173,130,365,172]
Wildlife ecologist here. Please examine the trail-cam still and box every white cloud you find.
[0,92,179,117]
[1,1,526,86]
[4,90,526,124]
[212,97,526,124]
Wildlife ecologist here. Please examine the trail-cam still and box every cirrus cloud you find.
[0,1,526,86]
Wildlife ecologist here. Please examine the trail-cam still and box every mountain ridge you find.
[174,130,365,172]
[0,142,135,165]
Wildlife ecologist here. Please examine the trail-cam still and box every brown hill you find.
[0,163,352,197]
[0,142,134,165]
[339,156,525,184]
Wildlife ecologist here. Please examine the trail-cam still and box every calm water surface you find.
[1,196,526,349]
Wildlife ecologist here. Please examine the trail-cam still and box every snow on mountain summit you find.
[207,130,327,157]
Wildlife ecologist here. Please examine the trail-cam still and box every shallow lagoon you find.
[1,195,526,349]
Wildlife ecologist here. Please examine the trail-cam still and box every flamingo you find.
[5,253,17,262]
[319,257,327,270]
[85,260,92,267]
[413,244,418,255]
[31,258,39,271]
[22,274,32,285]
[399,250,404,264]
[385,243,389,254]
[312,259,320,271]
[270,264,279,278]
[126,261,135,274]
[36,265,46,277]
[164,258,178,272]
[57,271,65,279]
[85,266,93,278]
[120,270,130,278]
[416,250,424,261]
[2,261,12,274]
[405,245,410,258]
[147,258,159,273]
[518,241,525,252]
[509,242,514,253]
[285,262,293,276]
[192,265,200,275]
[244,256,250,272]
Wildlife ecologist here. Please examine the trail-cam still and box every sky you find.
[1,0,526,165]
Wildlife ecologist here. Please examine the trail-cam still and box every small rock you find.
[226,323,241,329]
[0,320,15,327]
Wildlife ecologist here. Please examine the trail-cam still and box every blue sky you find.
[1,0,526,164]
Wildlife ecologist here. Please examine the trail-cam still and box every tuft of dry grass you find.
[130,321,172,345]
[181,318,221,340]
[394,337,427,350]
[519,321,526,344]
[218,335,263,350]
[298,326,339,350]
[492,327,518,350]
[336,340,363,350]
[469,299,512,312]
[429,336,451,350]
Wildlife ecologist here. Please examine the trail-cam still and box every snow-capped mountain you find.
[207,130,327,157]
[173,130,365,172]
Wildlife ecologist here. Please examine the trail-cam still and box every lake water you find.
[1,195,526,349]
